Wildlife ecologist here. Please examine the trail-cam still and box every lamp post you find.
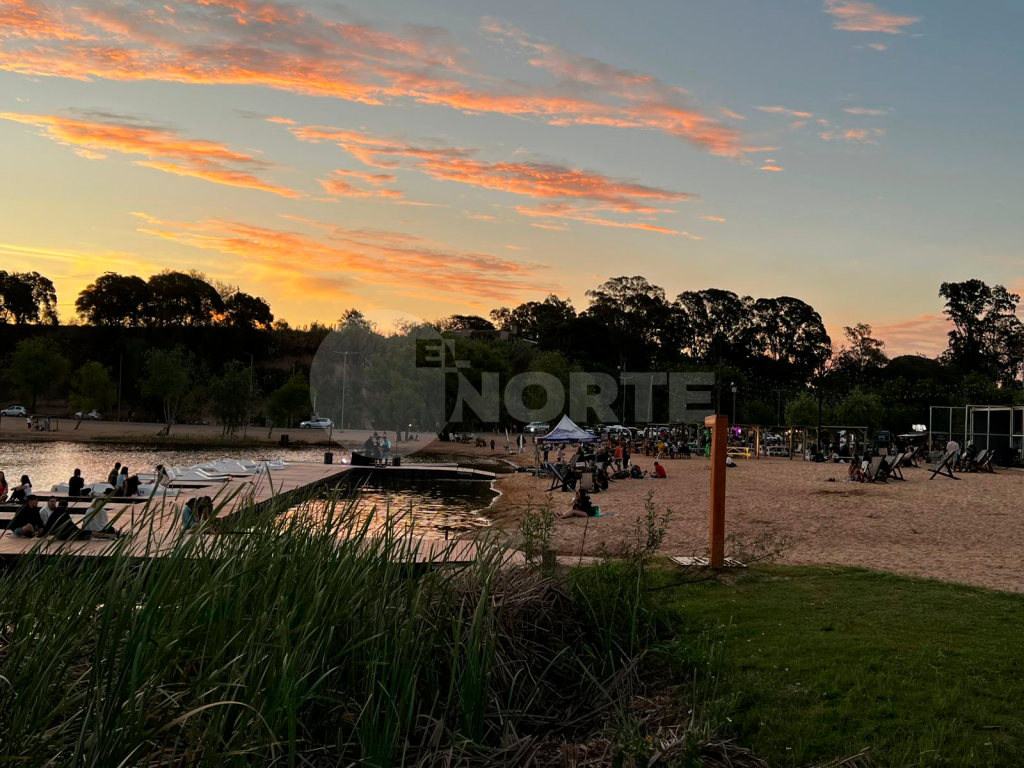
[335,350,355,433]
[242,351,254,438]
[731,382,738,422]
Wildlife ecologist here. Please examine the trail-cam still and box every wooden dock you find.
[0,461,492,564]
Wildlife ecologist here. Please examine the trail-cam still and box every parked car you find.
[524,421,550,434]
[1,405,27,417]
[300,417,334,429]
[74,410,102,420]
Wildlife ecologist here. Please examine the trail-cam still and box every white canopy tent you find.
[538,415,601,443]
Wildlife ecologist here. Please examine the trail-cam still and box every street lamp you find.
[334,350,356,433]
[730,382,738,423]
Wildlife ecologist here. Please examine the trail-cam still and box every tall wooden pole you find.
[705,414,728,568]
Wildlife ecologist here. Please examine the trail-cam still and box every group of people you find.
[0,471,32,503]
[180,496,216,531]
[360,433,393,463]
[5,494,118,539]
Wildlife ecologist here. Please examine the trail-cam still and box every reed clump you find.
[0,491,697,766]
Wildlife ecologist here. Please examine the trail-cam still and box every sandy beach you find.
[474,446,1024,593]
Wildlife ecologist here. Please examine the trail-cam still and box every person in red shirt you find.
[653,462,667,479]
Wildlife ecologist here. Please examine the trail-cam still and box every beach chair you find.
[864,456,887,483]
[883,453,906,481]
[545,462,571,492]
[976,450,996,474]
[929,451,958,480]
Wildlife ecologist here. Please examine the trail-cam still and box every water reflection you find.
[0,442,496,538]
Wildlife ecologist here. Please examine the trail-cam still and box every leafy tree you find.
[940,280,1024,384]
[210,361,254,433]
[838,323,889,372]
[436,315,495,333]
[7,337,70,409]
[751,296,831,378]
[491,295,576,342]
[147,271,224,327]
[585,277,670,361]
[834,388,885,435]
[222,292,274,330]
[785,392,822,426]
[141,346,193,433]
[0,271,58,324]
[69,361,117,429]
[267,372,311,434]
[673,289,753,362]
[75,273,152,327]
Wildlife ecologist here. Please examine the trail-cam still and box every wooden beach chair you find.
[865,456,887,483]
[977,450,996,474]
[929,451,959,480]
[545,462,571,492]
[883,453,906,481]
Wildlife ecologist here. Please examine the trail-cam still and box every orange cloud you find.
[868,42,887,51]
[819,127,886,142]
[514,203,700,238]
[824,1,921,34]
[759,165,784,172]
[757,106,814,119]
[0,110,300,197]
[700,215,726,223]
[0,1,751,156]
[871,313,950,357]
[134,212,558,302]
[318,169,402,199]
[283,122,696,216]
[844,107,888,115]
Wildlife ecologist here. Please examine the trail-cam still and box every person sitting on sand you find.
[68,468,85,498]
[652,461,667,479]
[558,488,596,518]
[846,454,866,482]
[9,495,43,537]
[630,464,645,479]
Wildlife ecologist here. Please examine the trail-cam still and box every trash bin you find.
[392,455,401,467]
[280,434,289,446]
[324,451,333,465]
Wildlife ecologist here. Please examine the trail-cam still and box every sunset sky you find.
[1,0,1021,356]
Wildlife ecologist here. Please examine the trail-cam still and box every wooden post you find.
[705,414,727,568]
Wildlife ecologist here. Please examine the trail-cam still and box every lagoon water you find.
[0,442,496,537]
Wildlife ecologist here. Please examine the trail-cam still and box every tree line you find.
[1,270,1021,435]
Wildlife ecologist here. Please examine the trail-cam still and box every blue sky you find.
[1,0,1021,354]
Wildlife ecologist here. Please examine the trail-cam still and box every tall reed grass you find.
[0,491,674,766]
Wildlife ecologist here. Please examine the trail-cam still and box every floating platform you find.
[0,461,494,563]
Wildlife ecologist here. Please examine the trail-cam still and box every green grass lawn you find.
[656,566,1024,768]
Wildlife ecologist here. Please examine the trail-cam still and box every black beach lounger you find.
[977,450,996,474]
[865,456,887,483]
[929,451,958,480]
[883,453,906,481]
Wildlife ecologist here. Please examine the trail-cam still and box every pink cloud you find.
[824,0,921,34]
[759,165,784,172]
[0,1,753,156]
[757,106,814,119]
[0,110,301,197]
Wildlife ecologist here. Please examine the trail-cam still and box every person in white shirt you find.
[82,499,117,538]
[40,496,58,527]
[945,440,960,462]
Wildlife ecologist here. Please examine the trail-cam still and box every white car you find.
[1,405,27,417]
[524,421,550,434]
[75,410,102,420]
[300,417,334,429]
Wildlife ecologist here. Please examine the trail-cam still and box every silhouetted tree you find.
[939,280,1024,385]
[141,346,194,433]
[147,271,224,327]
[222,292,274,330]
[69,361,117,428]
[8,337,69,409]
[0,271,58,324]
[75,273,152,327]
